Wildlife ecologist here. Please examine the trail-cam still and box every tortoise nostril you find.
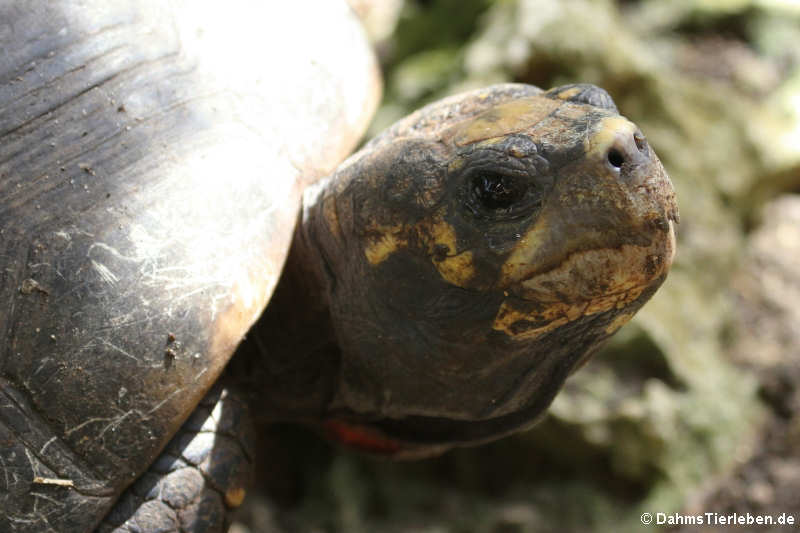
[607,148,625,169]
[634,131,647,152]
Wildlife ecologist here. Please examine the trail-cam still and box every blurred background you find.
[235,1,800,531]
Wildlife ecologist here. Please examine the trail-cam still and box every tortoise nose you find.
[586,116,654,186]
[604,128,650,178]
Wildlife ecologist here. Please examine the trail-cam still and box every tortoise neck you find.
[231,189,342,422]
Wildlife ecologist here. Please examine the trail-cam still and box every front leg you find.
[97,385,254,533]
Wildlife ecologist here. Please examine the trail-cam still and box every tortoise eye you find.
[471,172,525,211]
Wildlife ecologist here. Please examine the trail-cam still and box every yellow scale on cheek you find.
[491,286,643,341]
[361,216,476,288]
[426,219,475,287]
[492,300,587,340]
[364,223,406,266]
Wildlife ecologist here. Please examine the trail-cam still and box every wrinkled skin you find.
[241,83,678,458]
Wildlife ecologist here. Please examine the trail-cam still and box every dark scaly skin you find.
[97,386,254,533]
[238,83,678,458]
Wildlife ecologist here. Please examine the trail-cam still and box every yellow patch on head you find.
[584,285,646,315]
[492,285,646,341]
[553,87,582,100]
[584,116,636,160]
[499,215,551,282]
[426,219,475,287]
[364,224,406,265]
[428,219,458,252]
[452,97,560,147]
[435,251,474,286]
[475,136,506,148]
[492,299,586,340]
[362,216,477,286]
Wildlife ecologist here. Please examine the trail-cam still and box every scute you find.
[0,1,379,531]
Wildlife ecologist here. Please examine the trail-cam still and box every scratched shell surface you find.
[0,1,380,531]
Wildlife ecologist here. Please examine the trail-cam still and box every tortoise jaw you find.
[322,419,451,459]
[320,392,559,458]
[493,217,676,341]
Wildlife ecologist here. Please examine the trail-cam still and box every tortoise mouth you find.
[493,218,676,339]
[322,399,550,459]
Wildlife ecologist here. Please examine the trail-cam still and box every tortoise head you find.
[290,84,677,457]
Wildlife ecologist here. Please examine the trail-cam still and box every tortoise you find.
[0,1,678,532]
